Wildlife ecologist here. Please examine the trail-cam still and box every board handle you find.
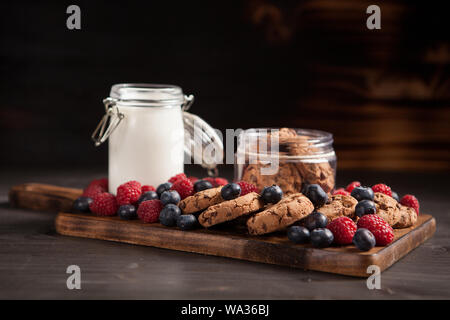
[9,183,82,213]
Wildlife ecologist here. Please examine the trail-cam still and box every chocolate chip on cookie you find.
[316,194,357,222]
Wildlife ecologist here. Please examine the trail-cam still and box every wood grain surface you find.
[9,183,82,213]
[55,212,435,277]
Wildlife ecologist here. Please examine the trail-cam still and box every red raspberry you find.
[203,177,229,187]
[141,185,156,193]
[171,178,194,199]
[116,180,142,205]
[88,178,108,191]
[237,181,259,196]
[82,184,105,199]
[187,176,198,183]
[327,217,357,245]
[89,192,117,216]
[82,177,109,198]
[357,214,394,246]
[332,188,350,196]
[214,177,228,186]
[400,195,420,215]
[168,173,187,184]
[345,181,361,193]
[372,183,392,197]
[137,199,163,223]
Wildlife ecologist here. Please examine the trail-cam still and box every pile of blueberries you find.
[287,184,377,250]
[287,184,334,248]
[145,179,215,231]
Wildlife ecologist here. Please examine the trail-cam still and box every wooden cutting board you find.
[9,183,436,277]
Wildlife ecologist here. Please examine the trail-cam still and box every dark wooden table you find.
[1,166,449,299]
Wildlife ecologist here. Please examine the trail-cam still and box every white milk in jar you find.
[92,84,193,194]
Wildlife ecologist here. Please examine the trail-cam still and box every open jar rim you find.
[236,127,335,161]
[239,127,333,144]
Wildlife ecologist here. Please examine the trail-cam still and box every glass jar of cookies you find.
[234,128,336,194]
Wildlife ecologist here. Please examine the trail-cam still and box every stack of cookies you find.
[316,192,417,229]
[179,186,315,235]
[239,128,336,194]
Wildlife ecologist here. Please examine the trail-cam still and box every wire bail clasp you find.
[182,94,194,111]
[91,97,125,147]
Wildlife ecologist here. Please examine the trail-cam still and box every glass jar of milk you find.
[92,84,220,194]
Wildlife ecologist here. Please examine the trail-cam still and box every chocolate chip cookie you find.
[178,186,223,214]
[241,162,302,195]
[393,204,418,229]
[373,192,401,226]
[316,194,358,222]
[247,193,314,235]
[280,131,335,193]
[198,192,264,227]
[295,162,335,193]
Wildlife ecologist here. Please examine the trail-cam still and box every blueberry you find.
[303,184,328,207]
[160,190,181,206]
[137,191,158,205]
[355,200,377,217]
[156,182,172,197]
[73,196,92,213]
[301,184,308,195]
[159,204,181,227]
[194,179,213,192]
[177,214,198,230]
[352,228,376,251]
[118,204,137,220]
[261,185,283,204]
[310,228,334,248]
[302,211,328,230]
[220,183,241,200]
[391,191,400,202]
[351,186,374,202]
[287,226,310,244]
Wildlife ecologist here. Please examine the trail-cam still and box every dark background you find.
[1,0,449,171]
